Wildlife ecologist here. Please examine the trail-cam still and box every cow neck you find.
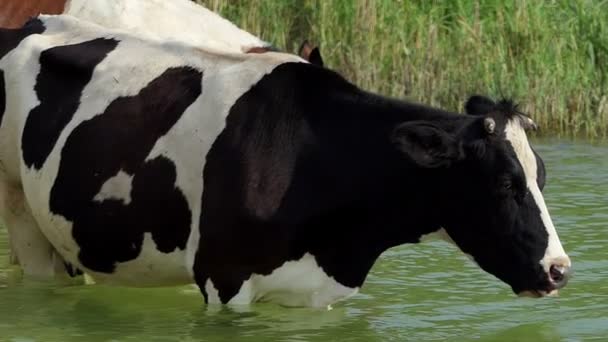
[269,63,468,286]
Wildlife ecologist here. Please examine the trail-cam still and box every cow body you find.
[0,15,570,307]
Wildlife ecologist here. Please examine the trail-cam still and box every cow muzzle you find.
[517,261,572,298]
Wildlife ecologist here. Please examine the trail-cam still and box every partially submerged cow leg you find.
[0,183,65,278]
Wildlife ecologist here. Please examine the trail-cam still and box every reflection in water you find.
[0,140,607,341]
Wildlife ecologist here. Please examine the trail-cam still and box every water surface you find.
[1,139,606,341]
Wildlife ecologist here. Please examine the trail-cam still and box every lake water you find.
[0,139,606,341]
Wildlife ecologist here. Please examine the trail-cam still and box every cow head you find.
[391,95,571,297]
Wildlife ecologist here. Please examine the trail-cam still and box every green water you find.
[0,140,606,341]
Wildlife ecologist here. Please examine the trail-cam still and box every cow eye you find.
[502,178,513,190]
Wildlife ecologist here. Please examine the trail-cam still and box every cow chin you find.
[517,289,559,298]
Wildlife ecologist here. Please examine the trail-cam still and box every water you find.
[0,139,606,341]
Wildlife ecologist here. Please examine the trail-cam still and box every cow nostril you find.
[549,264,570,288]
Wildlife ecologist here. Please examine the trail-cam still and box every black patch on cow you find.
[465,95,496,116]
[0,18,45,60]
[50,67,202,272]
[22,38,118,170]
[0,70,5,125]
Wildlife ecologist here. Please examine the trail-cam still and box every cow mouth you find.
[515,268,569,298]
[516,278,560,298]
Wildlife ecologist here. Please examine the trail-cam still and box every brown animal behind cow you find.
[0,0,65,28]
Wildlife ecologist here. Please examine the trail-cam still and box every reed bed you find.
[198,0,608,138]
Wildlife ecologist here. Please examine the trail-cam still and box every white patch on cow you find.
[504,118,570,272]
[93,170,133,205]
[64,0,269,53]
[205,253,358,308]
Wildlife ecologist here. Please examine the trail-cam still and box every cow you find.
[0,15,570,307]
[0,0,324,65]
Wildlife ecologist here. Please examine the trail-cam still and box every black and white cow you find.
[0,15,570,307]
[1,0,323,274]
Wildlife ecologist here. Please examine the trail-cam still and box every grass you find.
[198,0,608,138]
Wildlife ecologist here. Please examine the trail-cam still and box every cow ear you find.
[391,121,463,168]
[298,40,324,66]
[308,47,324,67]
[465,95,496,116]
[299,40,313,59]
